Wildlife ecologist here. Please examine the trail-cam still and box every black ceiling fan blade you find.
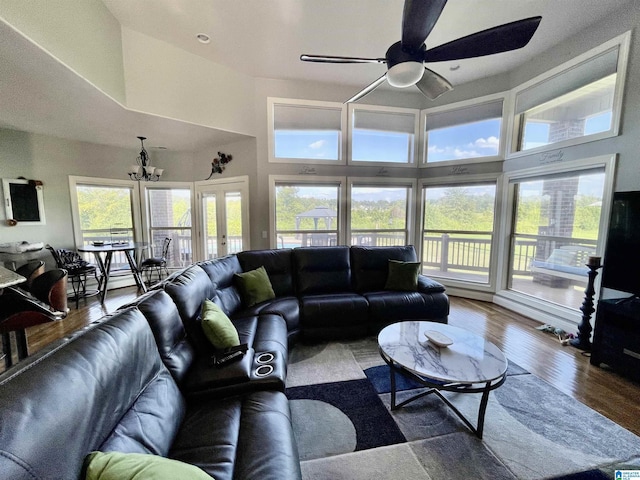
[300,54,386,64]
[345,74,387,104]
[416,67,453,100]
[402,0,447,51]
[423,16,542,63]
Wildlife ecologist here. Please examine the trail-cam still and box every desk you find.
[78,243,148,303]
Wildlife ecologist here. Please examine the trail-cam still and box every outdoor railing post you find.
[441,234,449,272]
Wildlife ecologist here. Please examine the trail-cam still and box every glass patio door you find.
[195,177,249,260]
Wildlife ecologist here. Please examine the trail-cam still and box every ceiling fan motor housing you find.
[386,41,426,87]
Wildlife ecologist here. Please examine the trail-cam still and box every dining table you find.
[0,265,26,291]
[77,242,148,304]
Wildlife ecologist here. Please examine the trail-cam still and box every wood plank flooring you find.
[4,288,640,436]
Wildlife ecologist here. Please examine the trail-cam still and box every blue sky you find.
[276,110,613,162]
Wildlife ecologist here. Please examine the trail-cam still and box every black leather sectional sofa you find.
[0,245,448,480]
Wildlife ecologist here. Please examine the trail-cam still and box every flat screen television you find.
[601,190,640,297]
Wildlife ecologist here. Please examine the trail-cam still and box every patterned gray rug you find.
[286,337,640,480]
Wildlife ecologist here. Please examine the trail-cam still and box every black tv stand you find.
[591,298,640,382]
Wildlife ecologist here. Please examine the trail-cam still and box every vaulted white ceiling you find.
[0,0,632,152]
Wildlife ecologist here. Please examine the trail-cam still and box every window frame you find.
[267,97,347,165]
[420,92,508,168]
[140,181,195,269]
[494,155,616,331]
[508,31,630,158]
[346,177,416,246]
[418,174,501,293]
[68,176,142,248]
[269,174,346,249]
[347,103,420,167]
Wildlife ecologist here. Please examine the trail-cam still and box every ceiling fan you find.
[300,0,541,103]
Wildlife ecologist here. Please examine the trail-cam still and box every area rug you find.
[286,338,640,480]
[286,379,405,459]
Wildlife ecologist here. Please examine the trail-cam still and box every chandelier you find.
[128,136,164,182]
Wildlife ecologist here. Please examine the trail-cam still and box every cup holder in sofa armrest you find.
[255,364,274,377]
[256,352,274,364]
[184,347,255,392]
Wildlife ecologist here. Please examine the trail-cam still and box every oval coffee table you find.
[378,321,508,439]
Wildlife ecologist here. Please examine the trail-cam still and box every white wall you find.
[0,0,126,103]
[0,128,197,247]
[122,28,256,137]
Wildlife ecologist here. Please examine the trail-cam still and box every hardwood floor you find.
[4,288,640,436]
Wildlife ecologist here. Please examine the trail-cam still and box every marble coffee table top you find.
[378,321,508,384]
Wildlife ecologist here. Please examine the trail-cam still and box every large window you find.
[422,96,504,165]
[69,177,140,271]
[268,98,344,163]
[144,186,193,269]
[350,105,418,165]
[506,165,607,310]
[273,179,342,248]
[421,182,497,284]
[513,32,629,153]
[349,182,413,246]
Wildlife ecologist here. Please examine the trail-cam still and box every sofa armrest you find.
[417,275,446,294]
[183,347,254,394]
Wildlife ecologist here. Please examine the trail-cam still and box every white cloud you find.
[470,136,499,150]
[454,148,481,158]
[428,145,446,154]
[309,140,326,149]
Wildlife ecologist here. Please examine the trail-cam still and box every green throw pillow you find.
[384,260,420,291]
[234,266,276,307]
[84,451,212,480]
[201,299,240,350]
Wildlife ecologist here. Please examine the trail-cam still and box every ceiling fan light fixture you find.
[386,61,424,88]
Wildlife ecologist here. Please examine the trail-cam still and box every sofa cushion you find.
[363,291,447,321]
[84,451,211,480]
[123,289,195,384]
[235,296,301,340]
[299,293,369,328]
[234,266,276,307]
[237,248,295,297]
[350,245,418,292]
[164,265,214,324]
[384,260,420,291]
[293,246,352,295]
[201,299,241,350]
[198,256,243,315]
[170,391,301,480]
[0,308,185,479]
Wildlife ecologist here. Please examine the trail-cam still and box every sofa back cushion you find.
[198,255,243,316]
[293,246,352,295]
[237,249,295,297]
[0,308,185,480]
[350,245,418,292]
[164,265,214,323]
[126,289,195,384]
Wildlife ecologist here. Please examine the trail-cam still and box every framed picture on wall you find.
[2,178,46,225]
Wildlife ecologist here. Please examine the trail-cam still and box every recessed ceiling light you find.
[449,65,460,71]
[196,33,210,44]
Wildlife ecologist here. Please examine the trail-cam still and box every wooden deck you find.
[3,287,639,437]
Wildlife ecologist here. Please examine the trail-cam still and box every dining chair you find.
[46,245,100,308]
[140,237,172,286]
